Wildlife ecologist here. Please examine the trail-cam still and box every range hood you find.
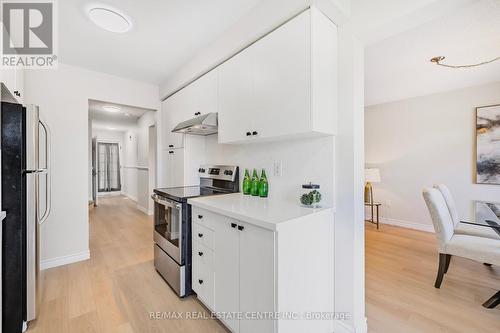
[172,112,218,136]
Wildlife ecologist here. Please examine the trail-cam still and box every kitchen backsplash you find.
[204,135,334,206]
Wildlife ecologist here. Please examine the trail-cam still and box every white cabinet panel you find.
[239,222,275,333]
[161,97,184,149]
[159,149,184,188]
[213,217,240,332]
[217,8,337,144]
[252,11,311,140]
[218,49,255,144]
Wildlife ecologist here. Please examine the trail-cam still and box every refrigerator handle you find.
[39,119,51,224]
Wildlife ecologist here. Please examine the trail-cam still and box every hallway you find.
[28,196,226,333]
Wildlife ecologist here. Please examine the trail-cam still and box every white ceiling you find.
[89,99,154,132]
[59,0,263,84]
[365,0,500,106]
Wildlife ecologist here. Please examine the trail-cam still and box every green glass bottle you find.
[258,169,269,198]
[250,169,260,196]
[242,169,251,195]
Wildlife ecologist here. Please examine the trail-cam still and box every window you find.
[98,142,121,192]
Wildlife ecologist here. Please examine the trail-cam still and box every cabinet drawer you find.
[192,240,214,268]
[192,256,215,310]
[192,222,214,250]
[192,207,224,230]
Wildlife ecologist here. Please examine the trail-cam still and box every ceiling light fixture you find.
[430,55,500,69]
[87,5,132,33]
[103,105,121,113]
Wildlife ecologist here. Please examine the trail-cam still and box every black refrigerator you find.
[1,102,51,333]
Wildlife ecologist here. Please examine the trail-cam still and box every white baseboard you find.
[333,320,356,333]
[378,217,434,233]
[122,192,138,202]
[137,204,153,215]
[40,250,90,270]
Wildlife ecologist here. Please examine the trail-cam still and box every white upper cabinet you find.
[161,93,184,149]
[218,7,337,144]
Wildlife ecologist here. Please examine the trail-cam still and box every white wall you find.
[204,136,335,205]
[365,81,500,231]
[122,129,138,201]
[137,111,156,213]
[158,1,366,332]
[24,63,159,268]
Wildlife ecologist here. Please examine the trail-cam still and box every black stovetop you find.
[154,186,233,203]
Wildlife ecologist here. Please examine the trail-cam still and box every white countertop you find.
[188,193,332,231]
[0,211,5,222]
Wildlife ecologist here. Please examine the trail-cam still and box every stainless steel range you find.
[152,165,239,297]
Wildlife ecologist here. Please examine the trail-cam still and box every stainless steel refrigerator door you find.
[25,105,40,322]
[25,105,52,322]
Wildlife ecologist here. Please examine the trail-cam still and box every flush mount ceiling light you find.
[87,6,132,33]
[102,105,121,113]
[430,55,500,69]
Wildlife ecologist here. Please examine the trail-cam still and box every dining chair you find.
[422,188,500,290]
[433,184,500,240]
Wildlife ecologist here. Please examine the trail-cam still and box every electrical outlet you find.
[273,161,283,177]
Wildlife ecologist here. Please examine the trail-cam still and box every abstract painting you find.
[476,104,500,184]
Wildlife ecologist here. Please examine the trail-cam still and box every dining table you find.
[461,204,500,309]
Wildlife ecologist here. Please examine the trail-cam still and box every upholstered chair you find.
[422,188,500,292]
[433,184,500,240]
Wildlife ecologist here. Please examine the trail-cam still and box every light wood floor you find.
[28,196,227,333]
[366,223,500,333]
[27,197,500,332]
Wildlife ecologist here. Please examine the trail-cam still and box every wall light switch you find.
[273,161,283,177]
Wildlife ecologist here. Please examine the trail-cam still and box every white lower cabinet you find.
[192,207,275,333]
[191,204,334,333]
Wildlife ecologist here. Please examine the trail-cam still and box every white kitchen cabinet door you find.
[239,222,275,333]
[213,218,240,333]
[160,149,184,188]
[218,48,255,144]
[188,70,218,117]
[161,97,184,149]
[252,10,311,140]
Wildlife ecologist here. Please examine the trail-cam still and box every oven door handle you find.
[152,194,181,210]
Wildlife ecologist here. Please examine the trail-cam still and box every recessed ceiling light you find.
[124,113,130,117]
[87,6,132,33]
[107,127,116,130]
[103,105,120,113]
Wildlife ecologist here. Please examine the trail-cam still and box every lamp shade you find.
[365,168,380,183]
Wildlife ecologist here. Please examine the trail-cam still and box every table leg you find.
[371,205,374,224]
[483,290,500,309]
[376,205,379,230]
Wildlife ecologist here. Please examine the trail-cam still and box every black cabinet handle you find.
[246,132,251,136]
[198,279,204,284]
[252,131,258,136]
[198,251,203,256]
[169,151,174,154]
[238,225,245,231]
[195,112,201,116]
[168,144,174,148]
[198,233,203,238]
[198,215,203,219]
[231,223,237,228]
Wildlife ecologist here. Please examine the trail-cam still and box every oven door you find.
[152,194,183,265]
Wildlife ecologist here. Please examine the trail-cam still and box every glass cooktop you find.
[154,186,230,202]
